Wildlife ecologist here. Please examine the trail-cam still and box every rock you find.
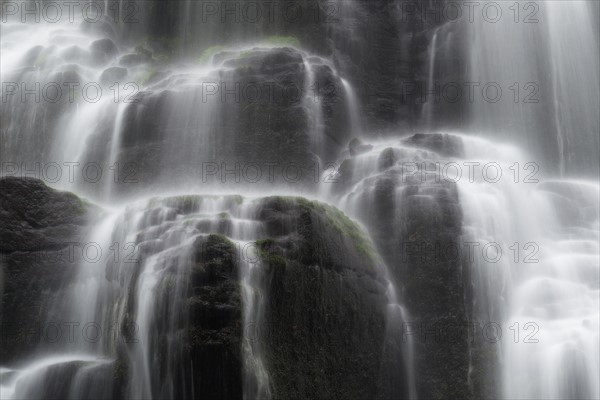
[79,47,350,199]
[120,229,243,399]
[20,45,44,67]
[128,0,444,132]
[0,177,98,253]
[1,188,392,398]
[188,234,243,399]
[327,134,477,399]
[60,45,91,64]
[122,194,391,399]
[90,38,118,64]
[254,196,390,399]
[99,67,127,86]
[402,133,465,158]
[220,47,304,75]
[349,137,374,156]
[0,178,99,363]
[79,18,116,39]
[119,53,151,67]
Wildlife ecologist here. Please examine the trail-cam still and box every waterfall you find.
[421,28,439,130]
[457,136,600,399]
[464,0,600,176]
[0,4,348,197]
[304,58,326,158]
[2,1,599,399]
[452,2,600,396]
[0,195,275,399]
[545,1,600,176]
[0,212,119,399]
[341,78,362,137]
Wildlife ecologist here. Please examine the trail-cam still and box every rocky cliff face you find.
[76,46,351,199]
[0,146,486,400]
[92,0,453,134]
[327,133,486,399]
[0,179,394,399]
[0,2,503,398]
[0,177,100,363]
[255,197,390,399]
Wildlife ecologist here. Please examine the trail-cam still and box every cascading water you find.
[341,77,362,136]
[421,27,439,130]
[444,1,600,397]
[457,136,600,399]
[321,128,599,399]
[544,1,600,176]
[1,0,599,399]
[0,211,119,399]
[1,1,352,198]
[464,0,600,177]
[0,195,275,399]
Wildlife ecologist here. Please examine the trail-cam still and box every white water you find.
[0,195,276,399]
[341,78,362,137]
[239,240,271,400]
[304,58,326,157]
[0,212,119,399]
[457,136,600,399]
[386,284,418,400]
[545,1,600,176]
[465,0,600,176]
[421,28,439,130]
[0,354,112,399]
[322,130,600,399]
[456,1,600,396]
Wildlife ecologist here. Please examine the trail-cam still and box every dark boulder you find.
[90,38,118,64]
[113,194,393,399]
[99,67,128,86]
[327,134,480,399]
[402,132,465,158]
[349,137,374,156]
[79,47,350,199]
[0,177,97,253]
[255,196,391,399]
[0,178,99,363]
[188,234,244,400]
[118,53,152,67]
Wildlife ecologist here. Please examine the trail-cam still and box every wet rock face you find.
[391,177,471,400]
[1,183,393,399]
[324,0,455,132]
[255,197,391,399]
[218,48,313,170]
[145,233,244,400]
[126,0,452,133]
[100,67,128,86]
[90,38,119,65]
[329,133,476,399]
[186,234,244,400]
[80,47,349,199]
[0,178,99,363]
[132,195,390,399]
[369,158,471,400]
[402,133,465,158]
